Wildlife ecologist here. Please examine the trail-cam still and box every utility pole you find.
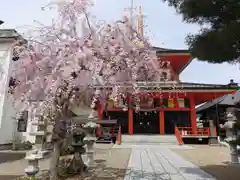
[124,0,136,24]
[125,0,145,37]
[138,6,143,37]
[130,0,134,23]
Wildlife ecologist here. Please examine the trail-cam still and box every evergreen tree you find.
[164,0,240,63]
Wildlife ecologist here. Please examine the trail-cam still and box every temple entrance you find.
[103,111,128,134]
[164,111,191,134]
[133,111,160,134]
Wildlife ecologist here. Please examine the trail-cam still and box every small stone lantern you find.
[71,126,86,174]
[82,121,98,167]
[25,149,43,177]
[220,107,240,164]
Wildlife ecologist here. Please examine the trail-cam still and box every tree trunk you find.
[50,141,61,180]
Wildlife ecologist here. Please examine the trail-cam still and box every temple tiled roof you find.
[152,46,189,54]
[135,81,239,90]
[0,29,21,39]
[92,81,239,90]
[196,92,239,112]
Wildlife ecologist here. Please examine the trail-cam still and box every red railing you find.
[175,126,217,145]
[177,127,210,136]
[175,126,183,145]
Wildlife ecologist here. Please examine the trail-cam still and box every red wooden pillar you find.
[97,103,103,137]
[128,96,133,135]
[128,109,133,135]
[97,102,103,120]
[160,110,165,135]
[190,95,197,135]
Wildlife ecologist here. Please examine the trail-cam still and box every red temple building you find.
[96,6,238,136]
[97,47,238,135]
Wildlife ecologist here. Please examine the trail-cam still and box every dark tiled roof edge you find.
[152,46,189,53]
[0,29,22,39]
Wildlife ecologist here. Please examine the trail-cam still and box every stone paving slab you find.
[124,147,216,180]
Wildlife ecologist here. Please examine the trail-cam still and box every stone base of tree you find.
[58,154,87,178]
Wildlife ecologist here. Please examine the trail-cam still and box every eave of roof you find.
[152,46,189,54]
[152,46,192,73]
[196,94,236,112]
[91,81,239,91]
[0,29,24,42]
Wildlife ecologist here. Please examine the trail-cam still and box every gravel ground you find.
[66,144,132,180]
[172,145,240,180]
[0,144,131,180]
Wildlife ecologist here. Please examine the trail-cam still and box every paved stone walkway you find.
[113,144,194,149]
[124,147,216,180]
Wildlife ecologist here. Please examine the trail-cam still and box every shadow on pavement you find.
[0,175,21,180]
[181,164,240,180]
[0,152,25,164]
[61,159,177,180]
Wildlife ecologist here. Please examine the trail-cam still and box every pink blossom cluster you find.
[10,0,162,119]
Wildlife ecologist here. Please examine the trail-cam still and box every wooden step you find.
[96,140,112,144]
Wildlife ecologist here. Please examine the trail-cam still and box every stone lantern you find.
[82,121,98,167]
[220,107,240,164]
[25,149,43,177]
[70,125,86,174]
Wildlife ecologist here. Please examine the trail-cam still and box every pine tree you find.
[164,0,240,63]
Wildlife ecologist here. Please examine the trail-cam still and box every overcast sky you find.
[1,0,239,84]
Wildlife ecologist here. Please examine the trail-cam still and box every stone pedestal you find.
[25,149,43,177]
[84,137,96,167]
[229,143,239,164]
[74,147,86,174]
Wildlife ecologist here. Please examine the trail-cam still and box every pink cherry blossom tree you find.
[10,0,163,178]
[11,0,162,122]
